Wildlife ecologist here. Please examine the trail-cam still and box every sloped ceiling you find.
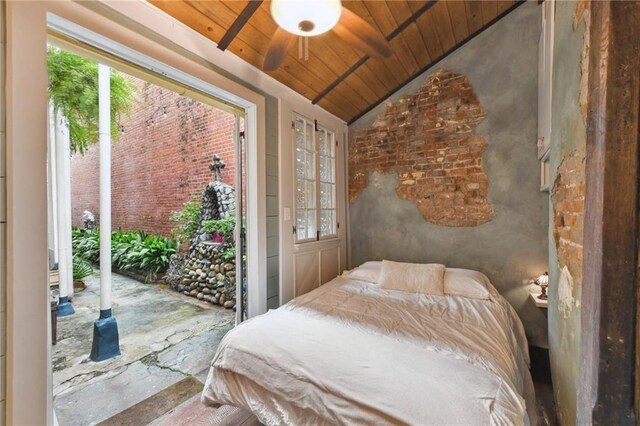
[149,0,524,123]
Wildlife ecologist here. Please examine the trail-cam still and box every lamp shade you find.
[535,272,549,286]
[271,0,342,37]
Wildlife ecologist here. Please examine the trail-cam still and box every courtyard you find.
[53,271,234,425]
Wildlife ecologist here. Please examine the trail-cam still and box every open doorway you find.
[47,40,249,424]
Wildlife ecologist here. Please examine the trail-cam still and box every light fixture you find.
[270,0,342,37]
[534,272,549,300]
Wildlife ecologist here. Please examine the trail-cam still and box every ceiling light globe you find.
[271,0,342,37]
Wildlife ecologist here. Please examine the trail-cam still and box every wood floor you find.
[150,395,259,426]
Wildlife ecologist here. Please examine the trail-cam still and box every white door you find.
[280,109,347,303]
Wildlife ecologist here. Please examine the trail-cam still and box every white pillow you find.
[345,261,382,283]
[444,268,491,299]
[379,260,445,295]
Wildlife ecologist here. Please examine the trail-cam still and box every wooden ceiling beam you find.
[346,0,525,124]
[311,0,438,105]
[217,0,264,51]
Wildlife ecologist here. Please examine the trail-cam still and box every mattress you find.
[202,273,536,425]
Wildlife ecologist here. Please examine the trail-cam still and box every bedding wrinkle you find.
[203,274,535,425]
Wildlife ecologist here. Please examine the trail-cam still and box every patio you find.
[53,271,234,425]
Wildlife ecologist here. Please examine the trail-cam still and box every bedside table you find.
[529,286,548,308]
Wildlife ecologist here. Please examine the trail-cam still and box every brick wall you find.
[70,76,238,236]
[349,69,493,227]
[552,153,585,287]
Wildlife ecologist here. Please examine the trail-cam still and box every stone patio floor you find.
[53,271,234,426]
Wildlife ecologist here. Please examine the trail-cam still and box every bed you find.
[202,261,536,425]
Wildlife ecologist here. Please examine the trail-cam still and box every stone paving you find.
[53,272,234,426]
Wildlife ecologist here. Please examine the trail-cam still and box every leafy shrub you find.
[71,227,176,279]
[202,216,236,244]
[72,255,94,282]
[171,201,201,246]
[72,228,100,263]
[117,234,177,278]
[222,246,236,261]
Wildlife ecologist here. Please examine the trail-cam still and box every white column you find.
[54,109,73,303]
[47,104,58,266]
[99,63,112,312]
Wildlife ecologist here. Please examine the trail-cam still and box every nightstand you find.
[529,286,548,308]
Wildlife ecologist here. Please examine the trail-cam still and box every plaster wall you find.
[348,2,549,347]
[546,1,588,423]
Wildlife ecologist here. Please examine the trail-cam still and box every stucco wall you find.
[547,0,588,424]
[348,2,549,347]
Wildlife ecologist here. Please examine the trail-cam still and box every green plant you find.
[72,227,100,263]
[47,47,136,154]
[222,246,236,261]
[71,227,176,280]
[202,216,236,243]
[171,200,201,246]
[72,255,94,282]
[116,233,177,280]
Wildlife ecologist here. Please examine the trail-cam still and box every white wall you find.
[4,1,343,424]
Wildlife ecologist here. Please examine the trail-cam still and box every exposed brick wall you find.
[70,76,238,236]
[552,153,585,285]
[349,69,493,227]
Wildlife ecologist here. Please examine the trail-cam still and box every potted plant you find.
[202,216,236,244]
[72,255,94,291]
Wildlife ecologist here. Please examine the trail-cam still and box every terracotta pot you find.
[73,280,86,291]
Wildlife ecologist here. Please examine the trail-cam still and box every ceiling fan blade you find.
[263,27,296,71]
[333,6,393,59]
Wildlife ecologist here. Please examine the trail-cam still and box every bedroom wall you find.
[547,0,588,424]
[348,2,549,347]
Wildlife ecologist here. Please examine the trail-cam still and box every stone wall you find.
[350,70,493,227]
[348,2,549,347]
[70,75,238,237]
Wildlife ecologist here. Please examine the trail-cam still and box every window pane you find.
[296,178,306,209]
[320,209,335,236]
[307,210,317,239]
[306,122,314,152]
[327,156,334,183]
[296,209,306,240]
[306,180,315,209]
[319,130,327,156]
[305,152,314,180]
[296,147,305,179]
[320,183,332,209]
[319,156,327,182]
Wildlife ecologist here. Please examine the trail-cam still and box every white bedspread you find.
[203,275,536,425]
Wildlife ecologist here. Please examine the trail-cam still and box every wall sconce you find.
[534,272,549,300]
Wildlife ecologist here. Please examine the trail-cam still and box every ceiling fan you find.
[264,0,393,71]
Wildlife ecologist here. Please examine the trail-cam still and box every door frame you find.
[6,2,267,424]
[278,101,347,305]
[578,1,640,423]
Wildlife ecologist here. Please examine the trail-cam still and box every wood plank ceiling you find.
[149,0,523,123]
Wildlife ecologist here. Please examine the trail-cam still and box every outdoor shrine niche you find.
[167,154,238,309]
[194,155,236,244]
